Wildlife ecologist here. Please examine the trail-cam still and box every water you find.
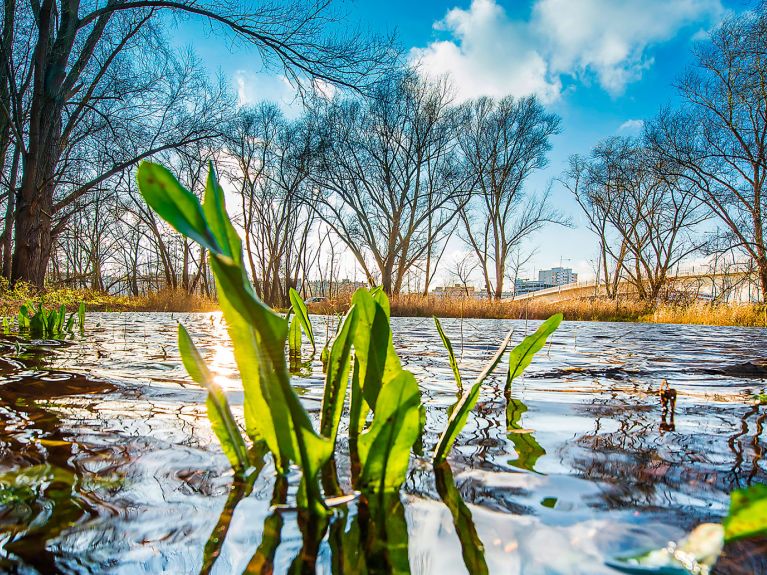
[1,313,765,574]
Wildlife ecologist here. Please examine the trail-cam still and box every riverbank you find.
[312,294,767,328]
[1,286,764,327]
[0,285,218,316]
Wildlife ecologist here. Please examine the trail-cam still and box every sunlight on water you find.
[0,312,765,573]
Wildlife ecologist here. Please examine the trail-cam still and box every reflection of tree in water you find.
[561,395,767,512]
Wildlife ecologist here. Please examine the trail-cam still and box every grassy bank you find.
[0,285,218,316]
[312,294,767,328]
[1,286,764,327]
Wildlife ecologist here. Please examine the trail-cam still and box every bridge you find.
[506,266,758,303]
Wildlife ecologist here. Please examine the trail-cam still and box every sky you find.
[173,0,749,286]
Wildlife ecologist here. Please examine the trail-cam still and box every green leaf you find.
[507,314,562,391]
[319,305,357,445]
[56,305,66,333]
[434,316,462,390]
[724,483,767,541]
[358,370,422,492]
[289,288,316,352]
[289,316,303,358]
[78,302,85,333]
[141,161,336,514]
[17,304,29,329]
[202,162,242,261]
[200,167,332,513]
[178,324,249,471]
[351,289,397,411]
[433,330,514,463]
[137,162,219,253]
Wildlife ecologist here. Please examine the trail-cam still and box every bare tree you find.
[449,251,478,296]
[311,71,470,295]
[457,95,564,300]
[646,3,767,300]
[1,0,394,287]
[224,104,317,306]
[565,136,706,300]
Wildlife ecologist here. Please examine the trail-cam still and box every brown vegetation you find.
[1,285,764,327]
[0,284,217,316]
[311,294,767,328]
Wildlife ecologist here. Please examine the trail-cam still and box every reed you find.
[0,285,217,315]
[312,295,767,328]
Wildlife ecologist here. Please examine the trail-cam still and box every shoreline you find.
[1,287,764,328]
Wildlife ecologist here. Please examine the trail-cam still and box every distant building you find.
[514,279,553,296]
[433,284,476,298]
[538,267,577,286]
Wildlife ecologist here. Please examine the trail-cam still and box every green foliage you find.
[289,315,303,359]
[433,330,513,463]
[434,316,462,390]
[319,306,357,445]
[724,483,767,542]
[358,370,422,492]
[433,314,561,464]
[13,302,83,337]
[506,313,562,392]
[139,160,425,513]
[289,287,315,352]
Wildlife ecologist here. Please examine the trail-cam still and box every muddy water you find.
[0,313,765,574]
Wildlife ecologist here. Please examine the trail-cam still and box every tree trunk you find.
[1,146,19,279]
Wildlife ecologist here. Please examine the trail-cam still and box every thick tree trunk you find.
[1,146,19,279]
[12,162,56,288]
[11,0,64,288]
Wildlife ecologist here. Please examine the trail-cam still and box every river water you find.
[1,312,765,574]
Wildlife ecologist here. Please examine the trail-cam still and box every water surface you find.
[1,313,765,574]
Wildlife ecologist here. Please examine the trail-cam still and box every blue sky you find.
[175,0,746,284]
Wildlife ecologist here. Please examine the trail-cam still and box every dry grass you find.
[313,294,767,328]
[2,284,764,327]
[0,284,218,316]
[131,288,218,312]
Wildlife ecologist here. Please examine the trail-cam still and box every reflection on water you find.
[0,313,766,573]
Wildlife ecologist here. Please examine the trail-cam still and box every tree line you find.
[1,1,765,305]
[564,3,766,302]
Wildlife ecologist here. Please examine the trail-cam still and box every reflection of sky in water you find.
[1,312,765,573]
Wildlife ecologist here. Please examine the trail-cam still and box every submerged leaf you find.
[435,462,488,575]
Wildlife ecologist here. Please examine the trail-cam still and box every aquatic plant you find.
[609,482,767,574]
[13,302,85,337]
[432,314,561,463]
[288,287,316,356]
[138,161,424,515]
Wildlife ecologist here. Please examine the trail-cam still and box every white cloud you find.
[410,0,561,103]
[233,70,303,117]
[618,119,644,134]
[532,0,724,95]
[410,0,724,101]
